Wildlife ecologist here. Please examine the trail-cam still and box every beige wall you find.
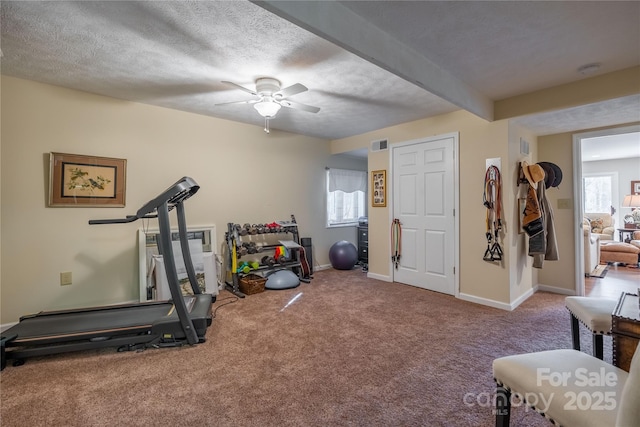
[0,76,369,324]
[332,110,525,305]
[536,132,577,293]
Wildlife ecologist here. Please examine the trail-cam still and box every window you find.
[583,174,615,213]
[326,168,367,227]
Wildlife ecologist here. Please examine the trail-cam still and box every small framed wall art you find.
[48,152,127,207]
[372,169,386,207]
[632,180,640,195]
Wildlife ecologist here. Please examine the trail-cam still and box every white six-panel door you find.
[392,134,457,295]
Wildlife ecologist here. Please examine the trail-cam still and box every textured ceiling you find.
[1,1,639,141]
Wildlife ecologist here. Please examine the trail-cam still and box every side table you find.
[612,292,640,372]
[618,227,638,243]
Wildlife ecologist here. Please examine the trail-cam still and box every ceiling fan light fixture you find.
[254,100,281,118]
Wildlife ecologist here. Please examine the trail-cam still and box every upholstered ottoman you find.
[600,242,640,265]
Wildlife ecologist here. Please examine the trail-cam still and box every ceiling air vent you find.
[371,138,388,152]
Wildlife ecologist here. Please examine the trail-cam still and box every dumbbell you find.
[261,256,276,268]
[237,262,251,274]
[234,223,247,236]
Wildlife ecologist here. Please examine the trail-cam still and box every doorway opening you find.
[572,124,640,296]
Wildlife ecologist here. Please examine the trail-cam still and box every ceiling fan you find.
[216,78,320,133]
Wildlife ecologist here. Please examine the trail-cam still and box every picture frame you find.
[372,169,386,207]
[48,152,126,207]
[518,198,526,234]
[632,180,640,195]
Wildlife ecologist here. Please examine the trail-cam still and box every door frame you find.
[389,132,460,297]
[572,124,640,296]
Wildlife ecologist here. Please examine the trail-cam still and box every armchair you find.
[583,225,601,276]
[583,213,615,241]
[630,230,640,251]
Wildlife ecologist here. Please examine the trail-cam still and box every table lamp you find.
[622,194,640,228]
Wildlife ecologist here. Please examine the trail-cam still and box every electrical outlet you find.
[557,198,573,209]
[60,271,72,286]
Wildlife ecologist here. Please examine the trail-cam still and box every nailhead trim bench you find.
[493,346,640,426]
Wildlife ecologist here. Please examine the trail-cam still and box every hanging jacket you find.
[523,184,543,237]
[532,183,559,268]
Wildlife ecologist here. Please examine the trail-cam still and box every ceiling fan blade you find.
[279,99,320,114]
[215,99,257,106]
[221,81,257,96]
[275,83,307,99]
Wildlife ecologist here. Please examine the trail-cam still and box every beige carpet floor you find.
[1,268,608,426]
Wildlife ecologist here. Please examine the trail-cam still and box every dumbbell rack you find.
[224,215,305,298]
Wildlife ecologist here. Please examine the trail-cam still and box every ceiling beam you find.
[495,66,640,120]
[254,1,494,121]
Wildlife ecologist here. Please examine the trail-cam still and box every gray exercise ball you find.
[329,240,358,270]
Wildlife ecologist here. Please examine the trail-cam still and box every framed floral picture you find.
[48,152,126,207]
[372,170,386,207]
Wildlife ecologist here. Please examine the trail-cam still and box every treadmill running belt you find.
[7,303,174,343]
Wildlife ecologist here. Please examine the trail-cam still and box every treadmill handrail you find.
[89,215,140,225]
[88,177,199,225]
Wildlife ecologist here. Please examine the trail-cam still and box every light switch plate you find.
[557,199,572,209]
[60,271,72,286]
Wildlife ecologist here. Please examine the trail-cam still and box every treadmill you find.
[1,176,214,370]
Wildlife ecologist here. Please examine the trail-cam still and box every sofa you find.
[583,213,615,241]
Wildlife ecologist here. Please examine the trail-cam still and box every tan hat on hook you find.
[521,161,545,186]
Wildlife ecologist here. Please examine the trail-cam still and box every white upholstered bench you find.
[492,346,640,426]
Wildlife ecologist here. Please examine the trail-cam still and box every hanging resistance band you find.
[391,219,402,269]
[483,165,503,262]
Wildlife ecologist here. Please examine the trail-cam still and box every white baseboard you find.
[459,283,577,311]
[367,272,392,282]
[458,287,536,311]
[458,293,514,311]
[510,287,536,310]
[536,284,576,296]
[312,264,390,282]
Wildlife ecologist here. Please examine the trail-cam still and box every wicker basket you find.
[239,274,267,295]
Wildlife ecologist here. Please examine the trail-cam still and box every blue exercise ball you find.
[329,240,358,270]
